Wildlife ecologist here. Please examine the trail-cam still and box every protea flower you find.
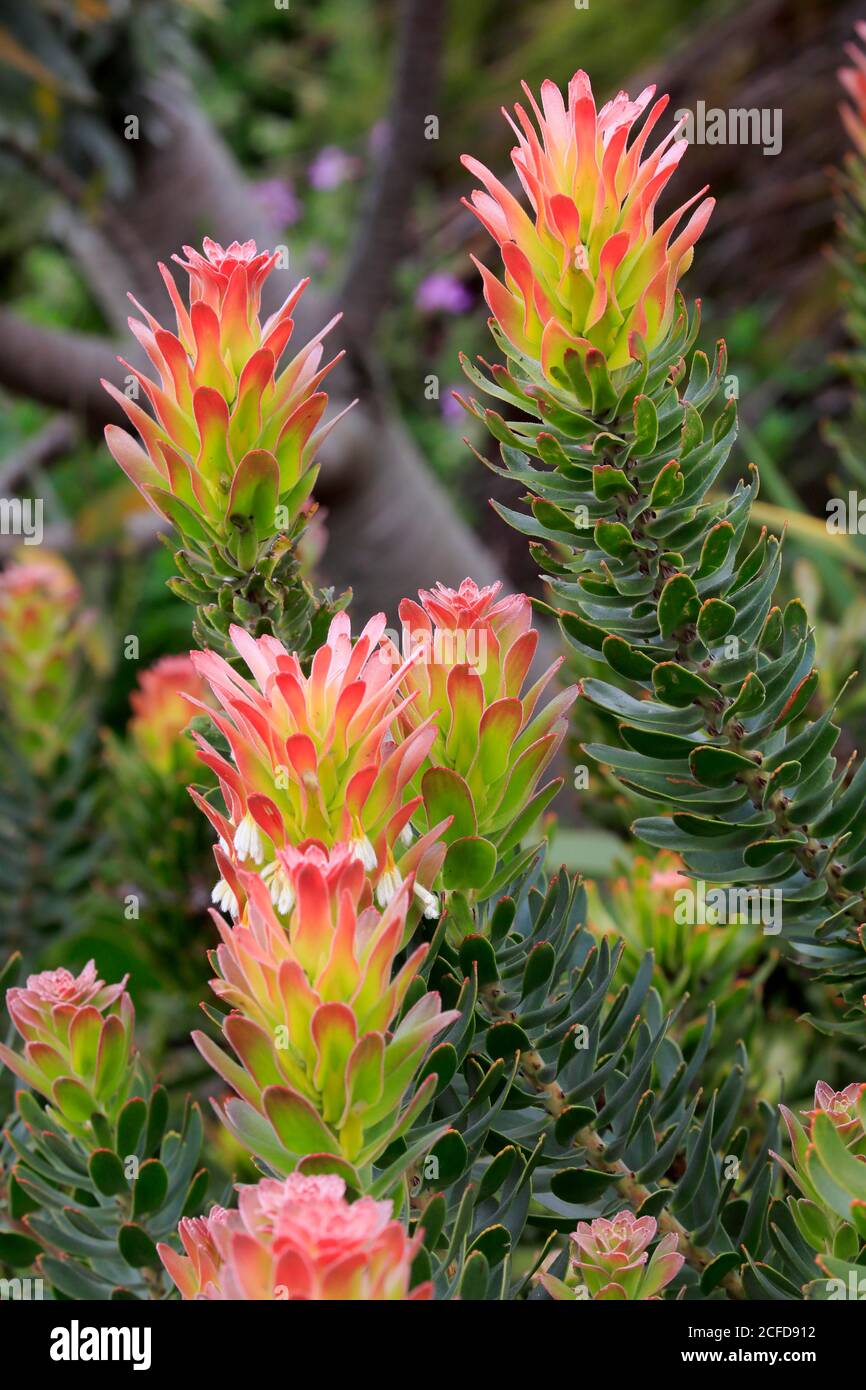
[102,239,351,654]
[393,579,576,881]
[0,964,134,1133]
[128,653,214,777]
[0,554,92,772]
[103,238,345,556]
[772,1080,866,1251]
[840,23,866,159]
[194,842,459,1178]
[187,611,446,921]
[802,1080,866,1136]
[538,1211,683,1300]
[462,73,713,383]
[775,1080,866,1201]
[158,1173,431,1300]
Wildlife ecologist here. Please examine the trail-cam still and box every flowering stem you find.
[532,1054,745,1299]
[484,977,746,1299]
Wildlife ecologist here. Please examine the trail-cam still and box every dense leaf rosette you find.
[159,1172,431,1300]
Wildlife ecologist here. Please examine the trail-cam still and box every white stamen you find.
[376,865,404,909]
[261,860,296,916]
[349,833,378,872]
[414,882,440,920]
[212,878,239,918]
[234,812,264,864]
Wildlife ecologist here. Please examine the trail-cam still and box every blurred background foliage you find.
[0,0,863,1134]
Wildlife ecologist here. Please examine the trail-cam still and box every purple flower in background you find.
[368,119,391,158]
[415,272,474,316]
[306,243,331,273]
[308,145,361,191]
[441,390,466,424]
[252,178,301,228]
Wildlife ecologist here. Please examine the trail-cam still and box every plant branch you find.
[337,0,448,348]
[0,415,79,494]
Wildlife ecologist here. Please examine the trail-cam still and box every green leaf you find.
[522,940,556,998]
[633,395,659,455]
[418,1194,447,1251]
[417,1043,459,1095]
[726,672,766,721]
[697,599,736,644]
[550,1168,622,1203]
[443,836,497,891]
[652,662,717,708]
[594,519,634,559]
[52,1076,96,1125]
[227,449,280,540]
[774,671,819,730]
[262,1086,341,1157]
[89,1148,127,1197]
[592,465,635,501]
[428,1129,469,1186]
[811,1112,866,1203]
[421,768,476,843]
[117,1097,147,1158]
[0,1231,42,1267]
[145,1086,169,1156]
[695,521,735,579]
[145,485,212,545]
[689,745,755,788]
[458,1249,490,1300]
[700,1251,742,1294]
[182,1168,210,1218]
[658,574,700,638]
[117,1223,161,1270]
[469,1224,511,1266]
[602,635,657,680]
[132,1158,169,1218]
[485,1021,531,1060]
[553,1107,596,1145]
[458,935,499,987]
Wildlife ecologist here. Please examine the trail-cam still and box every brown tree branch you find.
[0,312,126,434]
[337,0,448,349]
[0,130,158,305]
[0,415,79,495]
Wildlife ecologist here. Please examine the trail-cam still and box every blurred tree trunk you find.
[1,0,860,608]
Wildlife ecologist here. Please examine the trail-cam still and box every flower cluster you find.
[194,842,458,1175]
[538,1211,683,1301]
[0,554,92,772]
[462,73,713,380]
[189,610,446,921]
[772,1080,866,1254]
[0,962,134,1133]
[840,22,866,159]
[103,239,347,567]
[128,653,214,776]
[159,1172,429,1300]
[394,579,576,854]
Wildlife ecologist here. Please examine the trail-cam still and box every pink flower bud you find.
[159,1172,431,1300]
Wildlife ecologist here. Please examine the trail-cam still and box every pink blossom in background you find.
[308,145,362,190]
[251,177,301,227]
[368,119,391,157]
[415,271,474,316]
[441,390,465,423]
